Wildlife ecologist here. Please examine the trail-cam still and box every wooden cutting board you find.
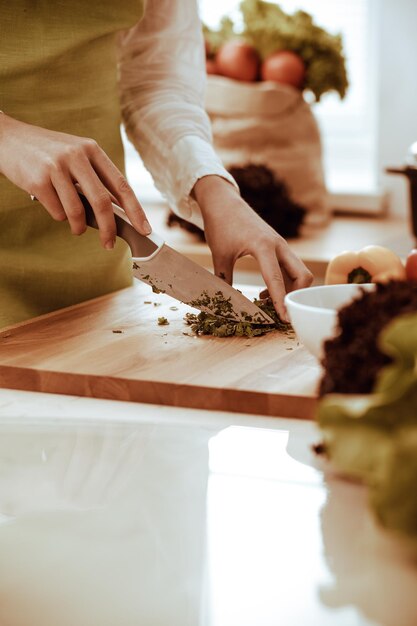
[0,282,321,419]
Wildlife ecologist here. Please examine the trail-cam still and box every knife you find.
[79,194,274,324]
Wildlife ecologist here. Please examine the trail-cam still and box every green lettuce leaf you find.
[203,0,349,101]
[316,312,417,543]
[370,427,417,543]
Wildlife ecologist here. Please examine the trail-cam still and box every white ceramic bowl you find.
[284,283,375,359]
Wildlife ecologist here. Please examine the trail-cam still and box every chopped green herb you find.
[158,317,169,326]
[184,296,291,338]
[169,306,179,311]
[188,290,234,317]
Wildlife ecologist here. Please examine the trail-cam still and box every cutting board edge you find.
[0,287,131,336]
[0,365,317,420]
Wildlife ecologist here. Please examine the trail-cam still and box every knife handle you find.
[79,191,164,261]
[110,201,165,261]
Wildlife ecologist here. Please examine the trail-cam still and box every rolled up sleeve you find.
[117,0,237,229]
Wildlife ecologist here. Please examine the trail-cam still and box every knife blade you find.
[80,194,275,325]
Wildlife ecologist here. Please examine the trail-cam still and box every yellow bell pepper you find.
[325,245,406,285]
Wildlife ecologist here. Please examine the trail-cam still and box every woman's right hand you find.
[0,113,151,249]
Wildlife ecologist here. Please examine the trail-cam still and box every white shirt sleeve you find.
[117,0,238,230]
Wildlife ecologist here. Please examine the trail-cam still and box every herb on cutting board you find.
[186,290,269,325]
[184,295,292,338]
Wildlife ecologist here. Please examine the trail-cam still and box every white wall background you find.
[377,0,417,215]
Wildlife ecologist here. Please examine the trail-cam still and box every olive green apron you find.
[0,1,144,328]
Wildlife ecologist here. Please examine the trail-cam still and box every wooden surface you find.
[0,282,320,419]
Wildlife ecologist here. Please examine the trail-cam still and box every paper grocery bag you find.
[206,75,329,224]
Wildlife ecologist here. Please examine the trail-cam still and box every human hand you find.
[192,175,313,321]
[0,113,151,249]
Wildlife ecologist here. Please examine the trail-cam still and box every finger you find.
[275,242,314,291]
[74,182,119,207]
[259,280,291,299]
[212,254,234,285]
[50,167,89,236]
[35,182,67,222]
[261,266,293,293]
[256,249,289,322]
[281,265,297,292]
[71,156,117,249]
[88,145,151,236]
[260,249,313,297]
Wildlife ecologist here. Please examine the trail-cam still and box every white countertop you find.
[0,388,416,626]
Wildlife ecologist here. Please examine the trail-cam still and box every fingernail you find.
[104,239,114,250]
[142,220,152,235]
[275,302,289,323]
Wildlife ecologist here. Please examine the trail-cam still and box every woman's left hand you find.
[192,175,313,322]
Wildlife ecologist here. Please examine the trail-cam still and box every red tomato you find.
[206,58,218,75]
[406,249,417,282]
[261,50,306,89]
[216,40,260,82]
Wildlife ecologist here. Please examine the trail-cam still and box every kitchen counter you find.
[0,387,416,626]
[1,202,416,624]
